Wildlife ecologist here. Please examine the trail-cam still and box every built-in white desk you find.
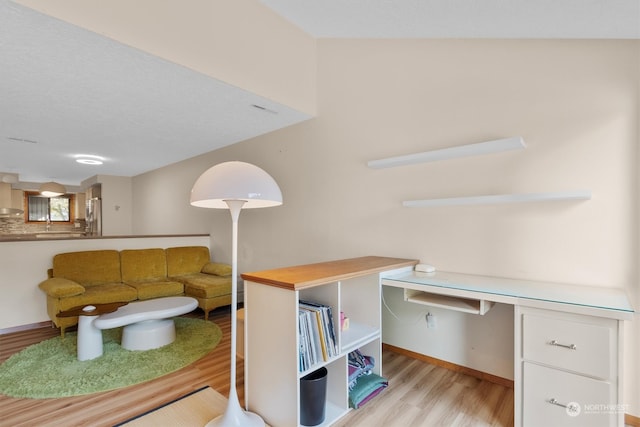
[382,270,634,427]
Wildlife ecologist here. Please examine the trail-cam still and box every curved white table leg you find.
[77,306,103,361]
[121,319,175,351]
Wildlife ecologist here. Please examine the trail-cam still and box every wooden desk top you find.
[241,256,417,290]
[383,270,634,320]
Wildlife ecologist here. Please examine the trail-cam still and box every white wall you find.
[96,175,133,236]
[131,39,639,416]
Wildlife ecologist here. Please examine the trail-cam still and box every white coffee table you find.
[64,296,198,361]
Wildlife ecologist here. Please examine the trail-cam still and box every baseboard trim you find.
[626,413,640,427]
[0,321,53,335]
[383,343,514,389]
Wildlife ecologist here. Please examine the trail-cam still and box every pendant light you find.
[39,181,66,197]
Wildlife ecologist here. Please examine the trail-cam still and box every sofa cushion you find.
[166,246,211,276]
[57,282,137,311]
[120,248,167,282]
[126,280,184,300]
[39,278,85,297]
[201,262,232,277]
[53,250,122,286]
[175,273,231,298]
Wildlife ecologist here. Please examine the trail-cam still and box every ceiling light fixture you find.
[75,154,104,165]
[40,181,66,197]
[77,158,103,165]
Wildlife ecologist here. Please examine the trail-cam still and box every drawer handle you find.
[549,340,577,350]
[548,398,580,414]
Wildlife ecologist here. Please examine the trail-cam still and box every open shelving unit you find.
[242,256,417,427]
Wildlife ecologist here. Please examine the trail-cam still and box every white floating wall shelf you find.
[403,190,592,207]
[367,136,526,169]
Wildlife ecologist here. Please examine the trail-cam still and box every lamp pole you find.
[206,200,264,427]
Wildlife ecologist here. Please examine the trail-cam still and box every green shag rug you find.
[0,317,221,399]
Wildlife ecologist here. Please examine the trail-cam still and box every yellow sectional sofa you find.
[166,246,234,321]
[38,246,232,336]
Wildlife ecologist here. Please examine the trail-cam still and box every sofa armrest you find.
[201,262,232,277]
[38,277,85,298]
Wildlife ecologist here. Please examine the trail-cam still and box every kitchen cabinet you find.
[11,189,23,211]
[75,192,86,219]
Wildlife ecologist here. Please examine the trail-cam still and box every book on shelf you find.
[298,300,338,371]
[298,310,311,371]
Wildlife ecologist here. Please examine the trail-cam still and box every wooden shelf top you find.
[241,256,418,290]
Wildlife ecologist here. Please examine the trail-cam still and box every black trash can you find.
[300,367,328,426]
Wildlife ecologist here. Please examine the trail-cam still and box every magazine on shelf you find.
[298,300,338,371]
[299,306,323,362]
[298,310,311,371]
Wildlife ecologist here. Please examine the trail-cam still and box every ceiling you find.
[261,0,640,39]
[1,0,638,187]
[0,0,310,187]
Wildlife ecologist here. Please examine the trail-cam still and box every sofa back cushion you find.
[166,246,211,276]
[120,248,167,282]
[53,250,121,286]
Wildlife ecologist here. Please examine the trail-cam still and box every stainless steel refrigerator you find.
[85,197,102,236]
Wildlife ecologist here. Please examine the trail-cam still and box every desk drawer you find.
[522,311,614,379]
[523,362,615,427]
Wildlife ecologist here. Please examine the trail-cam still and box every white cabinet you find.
[242,256,416,427]
[516,307,623,427]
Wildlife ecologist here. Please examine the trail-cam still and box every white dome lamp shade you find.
[190,161,282,427]
[39,181,66,197]
[190,161,282,209]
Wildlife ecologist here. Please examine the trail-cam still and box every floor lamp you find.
[190,161,282,427]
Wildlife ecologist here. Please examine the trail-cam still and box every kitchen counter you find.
[0,233,208,242]
[0,232,87,241]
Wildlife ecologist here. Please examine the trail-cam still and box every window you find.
[25,192,74,223]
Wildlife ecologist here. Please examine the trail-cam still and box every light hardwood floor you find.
[0,307,513,427]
